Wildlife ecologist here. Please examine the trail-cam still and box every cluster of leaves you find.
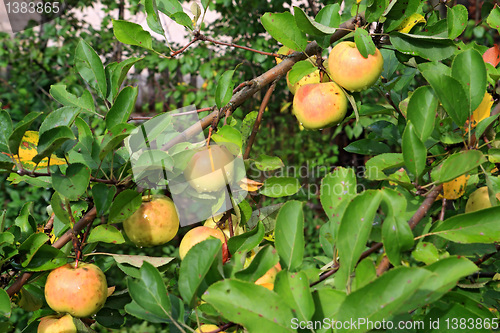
[1,0,500,332]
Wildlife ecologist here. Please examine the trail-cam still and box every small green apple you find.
[328,41,384,92]
[292,82,348,130]
[44,262,108,318]
[465,187,500,213]
[123,195,179,247]
[38,314,77,333]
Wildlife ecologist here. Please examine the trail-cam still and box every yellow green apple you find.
[184,145,235,193]
[292,82,348,130]
[38,314,76,333]
[465,187,500,213]
[328,41,384,92]
[123,195,179,247]
[179,226,226,260]
[255,262,282,285]
[275,45,294,64]
[44,262,108,318]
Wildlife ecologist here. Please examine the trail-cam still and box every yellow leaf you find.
[9,131,66,170]
[396,14,426,33]
[442,174,470,200]
[263,230,275,242]
[239,177,263,192]
[468,92,493,128]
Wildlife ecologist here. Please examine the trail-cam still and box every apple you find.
[465,187,500,213]
[179,226,226,260]
[195,324,226,333]
[123,195,179,247]
[38,314,76,333]
[258,282,274,290]
[44,262,108,318]
[204,213,244,238]
[184,145,235,193]
[255,262,281,285]
[328,41,384,92]
[286,68,330,95]
[292,82,348,130]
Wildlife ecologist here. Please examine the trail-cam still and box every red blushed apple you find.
[328,41,384,92]
[38,314,77,333]
[179,226,226,260]
[123,195,179,247]
[44,262,108,318]
[184,145,235,193]
[292,82,348,130]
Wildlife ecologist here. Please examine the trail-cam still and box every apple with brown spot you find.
[293,82,348,130]
[44,262,108,318]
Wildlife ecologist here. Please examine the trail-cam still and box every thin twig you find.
[243,81,276,159]
[198,34,279,57]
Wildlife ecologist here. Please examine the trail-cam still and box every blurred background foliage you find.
[1,0,499,331]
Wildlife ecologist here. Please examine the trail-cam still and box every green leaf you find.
[215,69,236,109]
[49,85,95,114]
[476,114,500,139]
[170,12,193,29]
[274,271,314,321]
[486,6,500,33]
[366,0,389,23]
[227,221,265,254]
[293,6,336,36]
[0,289,11,318]
[234,244,278,282]
[127,262,171,318]
[99,123,135,160]
[0,111,13,153]
[335,267,433,330]
[451,48,487,113]
[383,0,420,32]
[246,204,283,233]
[447,5,468,39]
[432,206,500,243]
[105,86,138,130]
[259,177,300,197]
[33,126,75,164]
[24,245,67,271]
[50,192,69,224]
[412,241,440,264]
[106,57,143,102]
[125,300,169,323]
[112,20,153,50]
[261,12,308,51]
[75,117,93,154]
[431,150,486,183]
[275,201,304,271]
[422,70,469,126]
[365,153,404,180]
[253,155,284,171]
[157,0,183,15]
[18,233,49,268]
[315,4,340,29]
[87,225,125,244]
[92,184,117,217]
[354,28,376,58]
[319,167,357,251]
[145,0,164,35]
[212,125,242,151]
[0,154,14,171]
[344,139,391,155]
[179,238,223,307]
[203,279,295,333]
[39,107,81,135]
[108,190,142,223]
[336,190,382,290]
[52,163,91,201]
[75,39,107,100]
[240,111,258,141]
[311,289,345,329]
[287,60,317,87]
[402,122,426,180]
[381,189,413,266]
[8,112,41,155]
[352,258,376,291]
[389,32,456,61]
[407,86,437,141]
